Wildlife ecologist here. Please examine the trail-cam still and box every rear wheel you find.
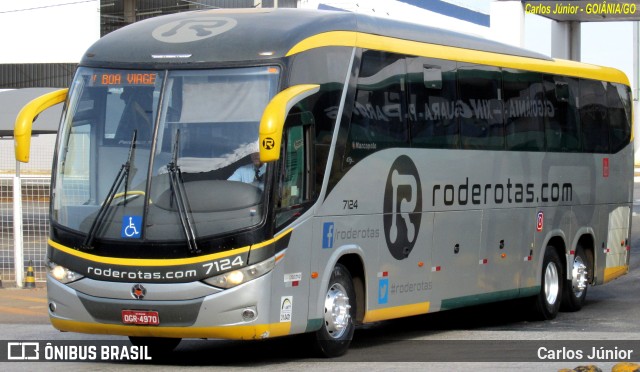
[312,263,356,358]
[533,246,563,320]
[561,245,590,312]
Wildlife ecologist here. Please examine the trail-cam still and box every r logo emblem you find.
[152,17,238,43]
[262,137,275,150]
[131,284,147,300]
[383,155,422,260]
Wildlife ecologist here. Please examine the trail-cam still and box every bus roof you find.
[81,8,629,85]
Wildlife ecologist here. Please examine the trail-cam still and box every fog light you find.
[49,302,56,313]
[241,308,256,321]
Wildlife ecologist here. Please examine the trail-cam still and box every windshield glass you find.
[52,66,279,245]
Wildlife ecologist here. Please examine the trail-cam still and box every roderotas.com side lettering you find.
[431,177,572,207]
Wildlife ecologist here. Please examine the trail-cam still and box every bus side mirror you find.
[259,84,319,163]
[14,88,68,163]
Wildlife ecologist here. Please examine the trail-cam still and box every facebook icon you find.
[322,222,334,249]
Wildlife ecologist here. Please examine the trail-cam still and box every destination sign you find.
[90,72,158,86]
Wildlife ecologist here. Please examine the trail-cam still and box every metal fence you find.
[1,128,55,287]
[0,175,50,286]
[0,177,12,283]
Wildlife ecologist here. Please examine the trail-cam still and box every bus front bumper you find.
[46,273,291,340]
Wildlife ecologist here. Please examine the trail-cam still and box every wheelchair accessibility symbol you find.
[121,216,142,238]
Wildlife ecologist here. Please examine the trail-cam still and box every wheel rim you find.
[323,282,351,339]
[544,260,560,305]
[571,255,588,298]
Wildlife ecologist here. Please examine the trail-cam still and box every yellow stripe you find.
[48,228,292,267]
[603,265,629,283]
[286,31,630,85]
[286,31,356,56]
[363,302,430,323]
[253,228,293,250]
[50,318,291,339]
[49,239,250,266]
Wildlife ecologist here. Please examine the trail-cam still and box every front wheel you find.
[532,246,563,320]
[561,246,590,312]
[312,263,356,358]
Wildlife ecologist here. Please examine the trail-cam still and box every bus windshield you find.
[52,66,280,245]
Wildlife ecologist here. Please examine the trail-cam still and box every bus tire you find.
[561,245,590,312]
[533,246,563,320]
[312,263,355,358]
[128,336,181,357]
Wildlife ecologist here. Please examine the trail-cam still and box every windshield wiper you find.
[82,130,137,250]
[166,129,200,254]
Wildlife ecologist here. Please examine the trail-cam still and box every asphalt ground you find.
[0,282,48,325]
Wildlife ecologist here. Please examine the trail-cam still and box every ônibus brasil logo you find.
[383,155,422,260]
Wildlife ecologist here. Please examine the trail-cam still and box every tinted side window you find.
[580,79,609,153]
[608,82,632,153]
[503,69,545,151]
[288,46,353,197]
[407,57,458,148]
[458,65,504,150]
[276,122,312,228]
[346,51,408,165]
[544,75,581,152]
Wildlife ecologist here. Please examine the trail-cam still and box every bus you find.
[14,8,633,357]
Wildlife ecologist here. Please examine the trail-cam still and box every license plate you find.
[122,310,160,326]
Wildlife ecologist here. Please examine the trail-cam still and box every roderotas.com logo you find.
[383,155,422,260]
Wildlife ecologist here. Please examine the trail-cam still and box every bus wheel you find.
[313,263,355,358]
[561,246,590,312]
[128,336,181,357]
[533,247,563,320]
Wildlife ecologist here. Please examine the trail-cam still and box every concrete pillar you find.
[634,22,639,165]
[124,0,135,24]
[551,20,580,61]
[490,0,524,47]
[13,166,23,288]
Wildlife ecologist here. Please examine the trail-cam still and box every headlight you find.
[203,257,274,289]
[47,260,84,284]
